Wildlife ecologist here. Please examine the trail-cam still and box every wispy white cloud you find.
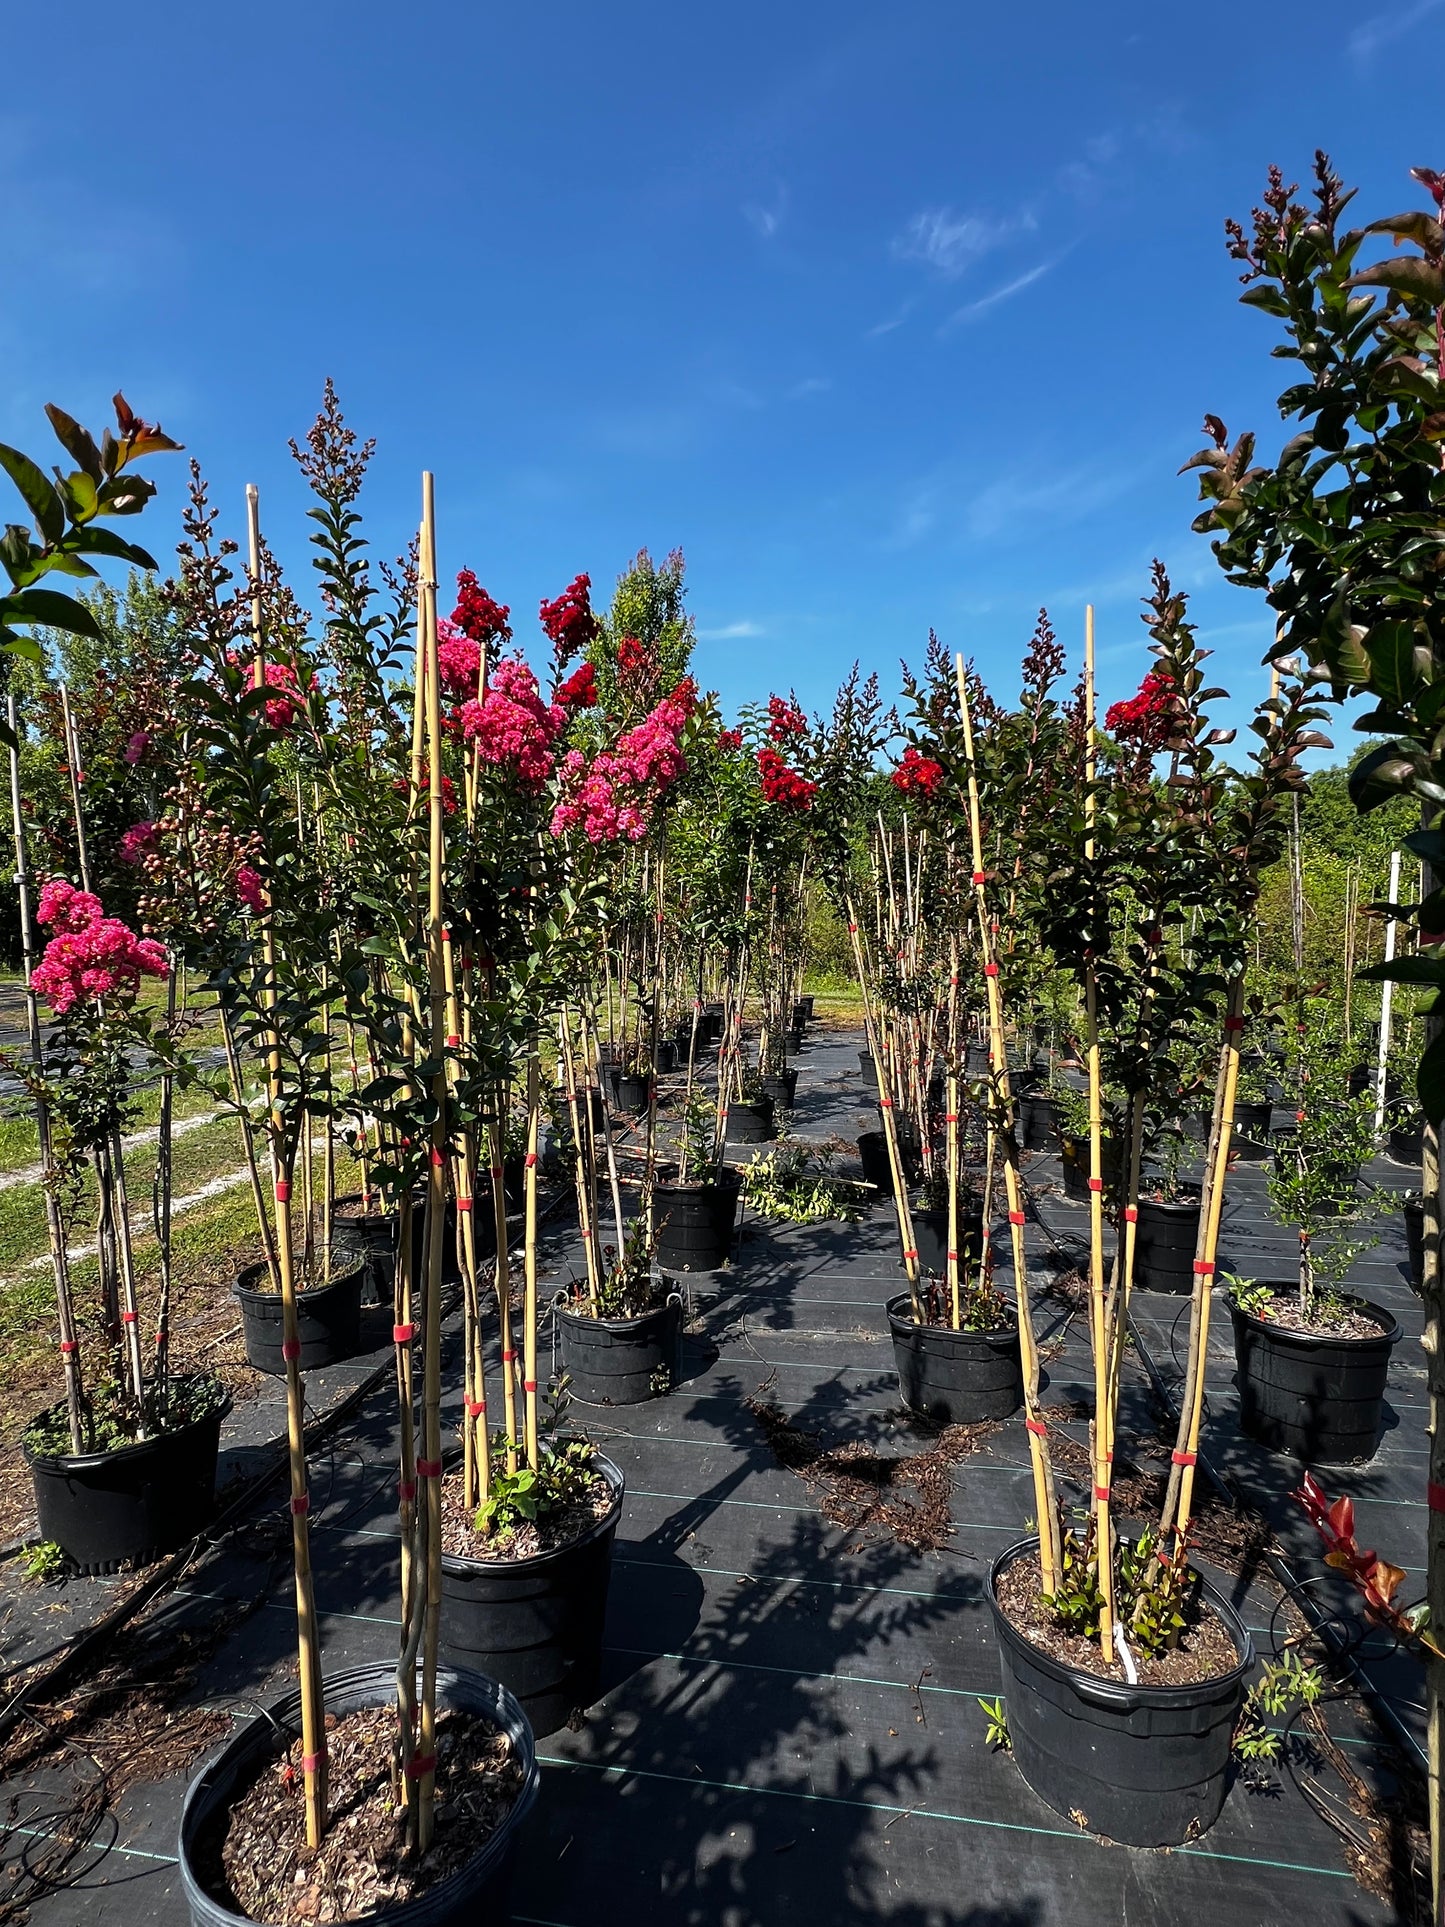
[940,257,1061,331]
[743,184,789,238]
[698,620,764,640]
[1350,0,1444,60]
[787,376,831,399]
[866,299,916,339]
[893,206,1033,279]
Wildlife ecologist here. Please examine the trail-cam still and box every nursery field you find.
[0,1029,1426,1926]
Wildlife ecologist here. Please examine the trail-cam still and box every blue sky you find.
[5,0,1445,743]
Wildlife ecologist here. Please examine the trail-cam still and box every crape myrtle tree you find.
[1187,152,1445,1903]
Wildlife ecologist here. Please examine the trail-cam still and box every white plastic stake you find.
[1375,849,1402,1140]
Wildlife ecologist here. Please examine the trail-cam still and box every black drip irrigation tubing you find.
[0,1183,575,1748]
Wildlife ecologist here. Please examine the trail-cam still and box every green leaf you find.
[0,633,45,664]
[0,587,103,638]
[1347,257,1445,305]
[0,444,64,546]
[69,525,158,570]
[1349,740,1416,812]
[1357,956,1445,986]
[43,406,103,482]
[1364,618,1423,705]
[1240,283,1291,317]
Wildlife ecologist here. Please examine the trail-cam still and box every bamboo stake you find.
[7,694,83,1452]
[523,1050,541,1468]
[955,653,1060,1591]
[247,483,327,1846]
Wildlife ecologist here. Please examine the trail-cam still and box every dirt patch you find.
[996,1547,1240,1686]
[747,1382,998,1552]
[439,1467,615,1563]
[202,1702,523,1925]
[1243,1294,1387,1341]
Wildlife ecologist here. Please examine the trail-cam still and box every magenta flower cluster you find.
[117,821,158,867]
[550,680,696,843]
[459,658,566,792]
[31,879,167,1015]
[436,617,482,700]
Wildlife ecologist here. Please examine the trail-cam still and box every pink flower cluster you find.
[551,680,696,843]
[225,653,305,729]
[117,821,158,867]
[459,658,565,791]
[539,574,599,665]
[124,730,151,767]
[32,878,167,1015]
[235,866,267,915]
[436,617,482,699]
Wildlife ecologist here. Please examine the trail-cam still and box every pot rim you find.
[232,1257,366,1305]
[1227,1287,1401,1349]
[177,1661,539,1926]
[885,1290,1015,1340]
[1135,1193,1203,1216]
[441,1450,625,1578]
[557,1295,680,1335]
[988,1533,1254,1703]
[24,1372,232,1473]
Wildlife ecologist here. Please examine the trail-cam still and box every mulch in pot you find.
[440,1465,615,1563]
[993,1548,1238,1688]
[207,1701,524,1925]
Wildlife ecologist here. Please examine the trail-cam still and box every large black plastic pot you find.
[1390,1120,1425,1167]
[964,1042,990,1078]
[332,1200,398,1306]
[724,1096,776,1144]
[178,1662,538,1926]
[782,1025,804,1054]
[858,1049,876,1080]
[1233,1099,1273,1160]
[654,1038,678,1075]
[603,1066,650,1113]
[1019,1092,1062,1151]
[25,1375,231,1575]
[1405,1194,1425,1288]
[1229,1289,1401,1463]
[558,1296,682,1404]
[759,1067,799,1110]
[234,1259,365,1375]
[887,1294,1022,1422]
[654,1176,739,1272]
[857,1129,894,1194]
[791,999,811,1030]
[441,1455,624,1738]
[1060,1135,1123,1203]
[911,1202,984,1279]
[1133,1197,1201,1295]
[988,1537,1251,1848]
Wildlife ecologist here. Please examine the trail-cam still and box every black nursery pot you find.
[177,1662,539,1927]
[1405,1194,1425,1288]
[1060,1135,1122,1203]
[1018,1091,1062,1152]
[964,1042,991,1078]
[911,1203,984,1279]
[611,1071,651,1115]
[654,1038,678,1075]
[440,1456,625,1739]
[988,1537,1252,1849]
[25,1375,232,1576]
[558,1296,682,1405]
[858,1048,876,1081]
[1232,1099,1273,1159]
[331,1199,398,1306]
[791,999,811,1030]
[654,1174,740,1273]
[724,1095,776,1143]
[1390,1120,1425,1167]
[886,1293,1022,1423]
[857,1129,896,1195]
[759,1067,799,1110]
[233,1258,365,1375]
[1133,1196,1202,1295]
[1229,1289,1401,1463]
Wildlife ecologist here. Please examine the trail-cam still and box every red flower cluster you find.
[1295,1473,1413,1629]
[757,745,817,811]
[892,745,944,800]
[551,680,696,843]
[32,878,167,1014]
[235,865,266,915]
[616,634,655,696]
[459,658,565,791]
[451,570,511,648]
[766,694,807,742]
[717,727,743,753]
[1104,670,1174,749]
[117,821,158,867]
[391,767,460,815]
[556,661,598,708]
[539,574,599,665]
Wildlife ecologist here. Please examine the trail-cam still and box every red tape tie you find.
[1088,1177,1103,1193]
[1094,1485,1111,1503]
[1172,1450,1197,1468]
[405,1752,437,1780]
[944,1113,958,1124]
[121,1309,137,1324]
[399,1480,416,1503]
[1193,1260,1215,1277]
[275,1180,290,1203]
[972,870,987,885]
[393,1323,415,1344]
[1224,1015,1245,1032]
[1009,1210,1026,1225]
[446,1033,461,1049]
[1122,1207,1138,1223]
[59,1339,78,1355]
[301,1750,326,1774]
[1025,1417,1048,1436]
[984,962,999,977]
[525,1151,538,1168]
[457,1196,472,1212]
[903,1249,918,1263]
[282,1338,302,1362]
[501,1349,516,1364]
[1427,1481,1445,1514]
[417,1458,442,1479]
[946,1250,958,1263]
[290,1493,310,1516]
[523,1379,537,1393]
[465,1399,484,1418]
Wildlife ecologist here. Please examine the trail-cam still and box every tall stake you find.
[955,654,1059,1589]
